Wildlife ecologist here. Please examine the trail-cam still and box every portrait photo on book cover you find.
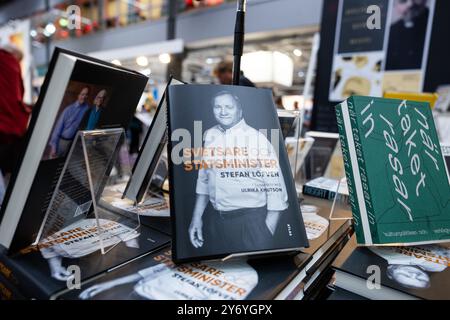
[169,86,307,260]
[385,0,434,71]
[44,80,113,160]
[369,244,450,291]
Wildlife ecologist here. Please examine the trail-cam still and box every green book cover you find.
[336,96,450,245]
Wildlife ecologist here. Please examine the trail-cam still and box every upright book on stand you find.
[167,85,308,263]
[0,48,150,253]
[335,96,450,245]
[0,48,173,299]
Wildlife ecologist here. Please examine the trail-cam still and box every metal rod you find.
[232,0,247,85]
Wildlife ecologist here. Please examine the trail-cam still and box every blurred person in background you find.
[213,60,255,87]
[0,44,32,195]
[275,96,285,110]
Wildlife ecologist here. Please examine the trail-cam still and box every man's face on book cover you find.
[77,87,89,105]
[213,93,242,129]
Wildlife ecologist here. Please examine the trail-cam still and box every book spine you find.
[0,272,26,300]
[335,102,366,244]
[165,87,179,263]
[345,97,377,244]
[302,185,335,200]
[0,251,49,299]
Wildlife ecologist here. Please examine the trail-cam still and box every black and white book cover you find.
[334,235,450,300]
[0,48,148,253]
[0,216,171,299]
[167,85,308,263]
[62,245,310,300]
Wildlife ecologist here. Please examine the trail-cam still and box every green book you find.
[335,96,450,246]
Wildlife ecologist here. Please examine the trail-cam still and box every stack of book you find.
[328,235,450,300]
[275,195,353,300]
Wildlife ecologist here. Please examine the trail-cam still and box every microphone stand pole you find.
[232,0,247,85]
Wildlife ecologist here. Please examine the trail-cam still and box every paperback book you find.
[336,96,450,245]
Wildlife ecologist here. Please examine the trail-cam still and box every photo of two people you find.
[45,81,112,159]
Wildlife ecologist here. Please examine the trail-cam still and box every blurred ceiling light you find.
[206,58,214,64]
[293,49,303,57]
[159,53,171,64]
[43,23,56,37]
[111,59,122,66]
[298,71,305,78]
[241,51,294,87]
[30,29,37,37]
[136,56,149,67]
[140,68,152,76]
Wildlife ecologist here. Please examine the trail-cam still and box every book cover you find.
[0,48,148,253]
[335,96,450,245]
[167,85,308,263]
[61,245,310,300]
[0,217,170,299]
[334,235,450,300]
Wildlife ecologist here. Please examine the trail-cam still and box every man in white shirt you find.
[188,91,289,253]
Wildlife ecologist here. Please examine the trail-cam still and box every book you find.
[304,131,340,180]
[0,48,149,253]
[332,235,450,300]
[60,244,312,300]
[302,177,349,202]
[0,270,25,300]
[335,96,450,245]
[300,230,351,300]
[278,195,353,300]
[123,78,183,204]
[0,214,171,299]
[166,85,309,263]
